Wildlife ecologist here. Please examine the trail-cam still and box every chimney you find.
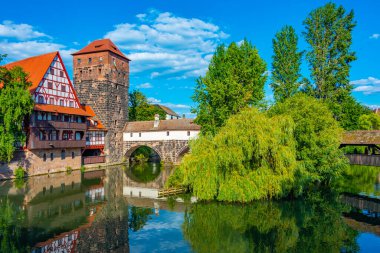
[154,114,160,128]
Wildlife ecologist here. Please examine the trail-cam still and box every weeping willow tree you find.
[178,108,297,202]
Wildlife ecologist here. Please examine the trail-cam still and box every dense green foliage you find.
[271,26,303,102]
[269,94,348,187]
[128,90,166,121]
[302,3,362,130]
[183,194,358,253]
[358,113,380,130]
[192,39,267,135]
[171,94,348,201]
[129,206,153,232]
[0,58,34,162]
[178,108,297,202]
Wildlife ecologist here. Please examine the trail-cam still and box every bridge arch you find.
[124,144,163,162]
[176,145,190,163]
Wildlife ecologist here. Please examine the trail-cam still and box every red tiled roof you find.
[124,119,201,132]
[2,52,57,93]
[72,39,130,60]
[82,105,107,130]
[34,104,91,117]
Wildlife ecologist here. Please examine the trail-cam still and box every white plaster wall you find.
[123,130,199,141]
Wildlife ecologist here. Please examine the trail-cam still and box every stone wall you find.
[0,148,82,178]
[123,140,189,164]
[74,51,129,163]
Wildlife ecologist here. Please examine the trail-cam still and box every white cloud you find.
[136,82,153,89]
[0,41,76,63]
[370,33,380,39]
[0,20,48,40]
[161,102,191,109]
[351,77,380,94]
[104,10,228,79]
[147,97,161,103]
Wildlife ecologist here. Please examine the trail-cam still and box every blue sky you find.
[1,0,379,117]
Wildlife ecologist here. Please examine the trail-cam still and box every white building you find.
[155,104,181,120]
[123,117,200,142]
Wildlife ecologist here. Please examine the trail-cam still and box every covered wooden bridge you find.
[341,130,380,166]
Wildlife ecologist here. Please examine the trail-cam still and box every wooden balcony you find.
[31,120,87,130]
[83,156,106,165]
[28,139,86,150]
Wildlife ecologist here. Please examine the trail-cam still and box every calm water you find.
[0,164,380,252]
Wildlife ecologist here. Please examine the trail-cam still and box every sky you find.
[1,0,379,117]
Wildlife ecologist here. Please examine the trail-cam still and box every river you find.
[0,163,379,252]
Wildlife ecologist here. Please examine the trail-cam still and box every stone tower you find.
[72,39,130,162]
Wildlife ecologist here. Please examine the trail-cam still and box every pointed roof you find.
[82,105,107,130]
[155,104,180,118]
[72,39,130,61]
[3,51,57,93]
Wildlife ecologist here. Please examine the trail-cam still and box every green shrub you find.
[80,165,86,173]
[14,166,25,179]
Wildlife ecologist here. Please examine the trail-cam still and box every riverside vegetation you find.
[167,3,376,202]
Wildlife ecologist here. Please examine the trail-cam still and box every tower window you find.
[114,120,117,126]
[77,58,81,64]
[98,68,102,74]
[113,58,116,66]
[88,57,92,63]
[99,56,103,62]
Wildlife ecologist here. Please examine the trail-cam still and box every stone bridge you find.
[123,118,200,164]
[123,140,190,164]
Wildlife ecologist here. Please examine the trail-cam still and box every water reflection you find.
[127,162,161,183]
[183,193,359,253]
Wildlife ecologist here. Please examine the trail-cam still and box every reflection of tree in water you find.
[76,167,130,252]
[128,162,161,183]
[334,165,380,196]
[0,198,29,253]
[183,193,359,253]
[129,206,153,232]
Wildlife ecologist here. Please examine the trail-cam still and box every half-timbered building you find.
[1,51,106,175]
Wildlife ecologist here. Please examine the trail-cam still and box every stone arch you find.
[124,144,163,162]
[175,145,190,163]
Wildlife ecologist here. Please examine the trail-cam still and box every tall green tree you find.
[358,113,380,130]
[303,3,356,101]
[303,3,362,130]
[271,26,303,102]
[192,39,267,135]
[0,56,34,162]
[128,90,166,121]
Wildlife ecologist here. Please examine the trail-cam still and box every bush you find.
[14,166,25,179]
[80,165,86,173]
[66,166,72,174]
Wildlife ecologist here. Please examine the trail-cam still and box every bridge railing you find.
[345,154,380,166]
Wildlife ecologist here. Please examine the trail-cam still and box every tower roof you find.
[3,51,58,92]
[72,39,130,61]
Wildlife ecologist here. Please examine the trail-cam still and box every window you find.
[88,57,92,64]
[62,130,73,140]
[114,120,117,126]
[72,152,75,159]
[39,131,46,140]
[50,153,54,161]
[61,85,66,92]
[60,71,64,77]
[187,131,190,136]
[167,131,170,136]
[48,82,53,89]
[99,56,103,62]
[98,68,102,74]
[77,58,81,64]
[60,99,64,106]
[61,150,65,160]
[38,95,44,104]
[139,133,141,137]
[130,133,133,137]
[75,132,82,140]
[50,68,54,75]
[43,153,47,162]
[49,130,58,141]
[49,98,54,105]
[69,101,74,107]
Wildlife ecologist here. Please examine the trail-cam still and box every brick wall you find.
[73,51,129,163]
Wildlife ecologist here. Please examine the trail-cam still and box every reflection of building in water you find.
[0,166,130,252]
